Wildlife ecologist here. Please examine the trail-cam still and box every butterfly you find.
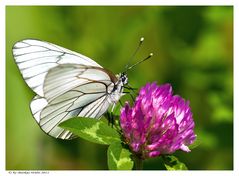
[12,38,152,140]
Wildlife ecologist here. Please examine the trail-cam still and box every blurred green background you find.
[6,6,233,170]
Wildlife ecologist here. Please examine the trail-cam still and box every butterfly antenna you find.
[124,37,144,70]
[125,53,153,72]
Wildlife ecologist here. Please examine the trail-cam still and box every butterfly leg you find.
[123,91,135,102]
[106,111,115,128]
[110,112,115,128]
[106,111,111,126]
[124,83,138,94]
[119,99,123,107]
[129,92,135,102]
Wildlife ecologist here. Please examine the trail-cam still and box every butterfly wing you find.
[12,39,101,96]
[30,64,118,139]
[13,39,121,139]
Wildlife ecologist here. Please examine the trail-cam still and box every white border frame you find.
[1,1,237,176]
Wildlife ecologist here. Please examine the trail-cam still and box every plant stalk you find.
[134,155,143,170]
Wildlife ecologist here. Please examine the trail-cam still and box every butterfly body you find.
[12,39,127,139]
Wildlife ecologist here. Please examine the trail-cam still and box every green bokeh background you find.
[6,6,233,170]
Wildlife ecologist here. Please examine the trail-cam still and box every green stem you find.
[134,155,144,170]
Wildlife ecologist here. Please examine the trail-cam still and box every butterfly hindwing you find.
[43,64,113,102]
[33,64,116,139]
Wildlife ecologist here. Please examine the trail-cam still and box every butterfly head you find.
[120,72,128,85]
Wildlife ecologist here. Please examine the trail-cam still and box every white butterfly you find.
[12,39,129,140]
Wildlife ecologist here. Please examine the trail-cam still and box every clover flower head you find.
[120,82,196,159]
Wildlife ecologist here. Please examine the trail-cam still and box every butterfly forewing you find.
[13,39,101,96]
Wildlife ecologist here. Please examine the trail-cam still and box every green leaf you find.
[162,155,188,170]
[107,142,134,170]
[59,117,120,145]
